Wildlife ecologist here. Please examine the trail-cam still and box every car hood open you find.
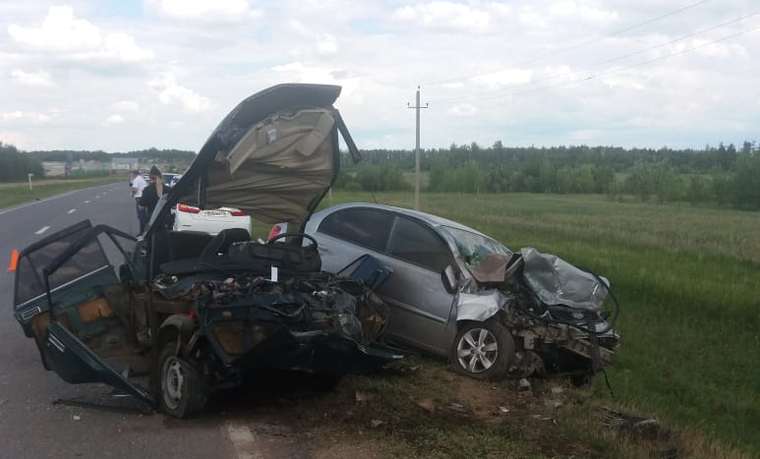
[148,83,360,235]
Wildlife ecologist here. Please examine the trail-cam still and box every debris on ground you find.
[72,415,81,421]
[415,398,435,413]
[601,407,671,441]
[355,391,375,403]
[518,378,532,391]
[370,419,384,428]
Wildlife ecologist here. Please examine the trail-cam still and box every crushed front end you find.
[461,247,620,379]
[152,271,400,389]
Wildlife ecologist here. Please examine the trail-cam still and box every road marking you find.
[225,423,262,459]
[67,208,76,214]
[84,200,91,204]
[35,226,50,235]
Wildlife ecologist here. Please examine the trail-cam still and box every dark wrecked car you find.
[304,203,620,382]
[11,84,400,418]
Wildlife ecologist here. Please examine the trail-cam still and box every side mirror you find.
[441,265,458,294]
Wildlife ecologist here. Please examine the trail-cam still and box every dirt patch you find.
[197,358,740,458]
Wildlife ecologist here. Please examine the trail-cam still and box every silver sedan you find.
[305,202,517,378]
[304,202,619,380]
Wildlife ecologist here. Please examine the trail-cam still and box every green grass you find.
[323,191,760,456]
[0,176,125,210]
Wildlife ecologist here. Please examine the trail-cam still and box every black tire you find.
[158,341,207,418]
[450,320,515,380]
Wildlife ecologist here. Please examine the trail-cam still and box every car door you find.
[312,207,395,273]
[380,215,456,355]
[12,221,153,406]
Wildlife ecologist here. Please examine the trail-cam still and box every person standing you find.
[140,166,165,222]
[131,170,148,234]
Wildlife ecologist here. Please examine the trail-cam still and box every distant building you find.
[111,157,139,172]
[42,161,67,177]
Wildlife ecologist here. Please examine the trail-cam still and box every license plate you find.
[201,211,227,217]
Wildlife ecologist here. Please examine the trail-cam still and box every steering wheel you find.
[267,232,318,249]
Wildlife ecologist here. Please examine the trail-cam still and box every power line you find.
[431,10,760,105]
[425,0,712,87]
[440,23,760,106]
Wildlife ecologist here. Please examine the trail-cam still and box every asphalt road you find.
[0,184,237,459]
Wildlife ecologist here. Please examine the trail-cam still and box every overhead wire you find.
[429,10,760,105]
[425,0,713,87]
[437,22,760,105]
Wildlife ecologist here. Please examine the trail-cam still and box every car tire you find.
[450,320,514,380]
[158,341,207,418]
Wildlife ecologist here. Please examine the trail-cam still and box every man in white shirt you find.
[131,170,148,233]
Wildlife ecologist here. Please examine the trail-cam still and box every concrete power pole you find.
[408,86,428,210]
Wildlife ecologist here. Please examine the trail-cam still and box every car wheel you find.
[451,320,514,380]
[158,341,207,418]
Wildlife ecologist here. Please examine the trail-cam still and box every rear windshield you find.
[14,226,109,307]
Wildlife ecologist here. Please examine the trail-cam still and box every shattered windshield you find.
[442,226,512,270]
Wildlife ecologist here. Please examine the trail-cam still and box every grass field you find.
[321,191,760,456]
[0,176,125,210]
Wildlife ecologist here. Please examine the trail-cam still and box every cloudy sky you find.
[1,0,758,152]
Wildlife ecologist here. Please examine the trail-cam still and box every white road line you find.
[225,423,262,459]
[84,200,91,204]
[67,208,76,214]
[35,226,50,235]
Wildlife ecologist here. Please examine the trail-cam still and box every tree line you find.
[337,140,760,210]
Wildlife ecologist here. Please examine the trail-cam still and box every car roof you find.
[309,202,493,239]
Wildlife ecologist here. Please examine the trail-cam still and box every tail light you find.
[267,223,288,241]
[177,203,200,214]
[229,209,247,217]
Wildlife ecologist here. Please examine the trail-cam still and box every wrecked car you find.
[304,203,620,381]
[11,84,400,418]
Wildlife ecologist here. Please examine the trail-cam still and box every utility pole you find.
[408,86,428,210]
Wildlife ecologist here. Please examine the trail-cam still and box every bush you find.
[354,164,408,192]
[0,142,45,181]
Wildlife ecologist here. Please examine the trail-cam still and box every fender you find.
[158,314,196,355]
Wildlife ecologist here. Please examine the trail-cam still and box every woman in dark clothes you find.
[139,165,165,220]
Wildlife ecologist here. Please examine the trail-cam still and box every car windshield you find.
[442,226,512,269]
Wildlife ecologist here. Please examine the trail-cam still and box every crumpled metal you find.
[520,247,609,311]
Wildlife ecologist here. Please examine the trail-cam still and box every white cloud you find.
[0,111,51,123]
[549,1,619,24]
[147,0,260,21]
[7,6,153,63]
[287,20,340,56]
[104,114,125,125]
[11,69,54,87]
[448,103,478,117]
[0,131,29,149]
[602,74,646,91]
[392,2,493,33]
[680,39,747,59]
[149,73,211,113]
[518,7,548,28]
[471,68,533,88]
[112,100,140,112]
[316,34,339,56]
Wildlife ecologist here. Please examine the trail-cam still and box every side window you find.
[388,216,452,272]
[318,208,393,251]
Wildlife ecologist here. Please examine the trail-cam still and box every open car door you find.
[12,220,154,407]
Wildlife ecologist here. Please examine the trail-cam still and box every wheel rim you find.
[457,327,498,374]
[162,356,185,410]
